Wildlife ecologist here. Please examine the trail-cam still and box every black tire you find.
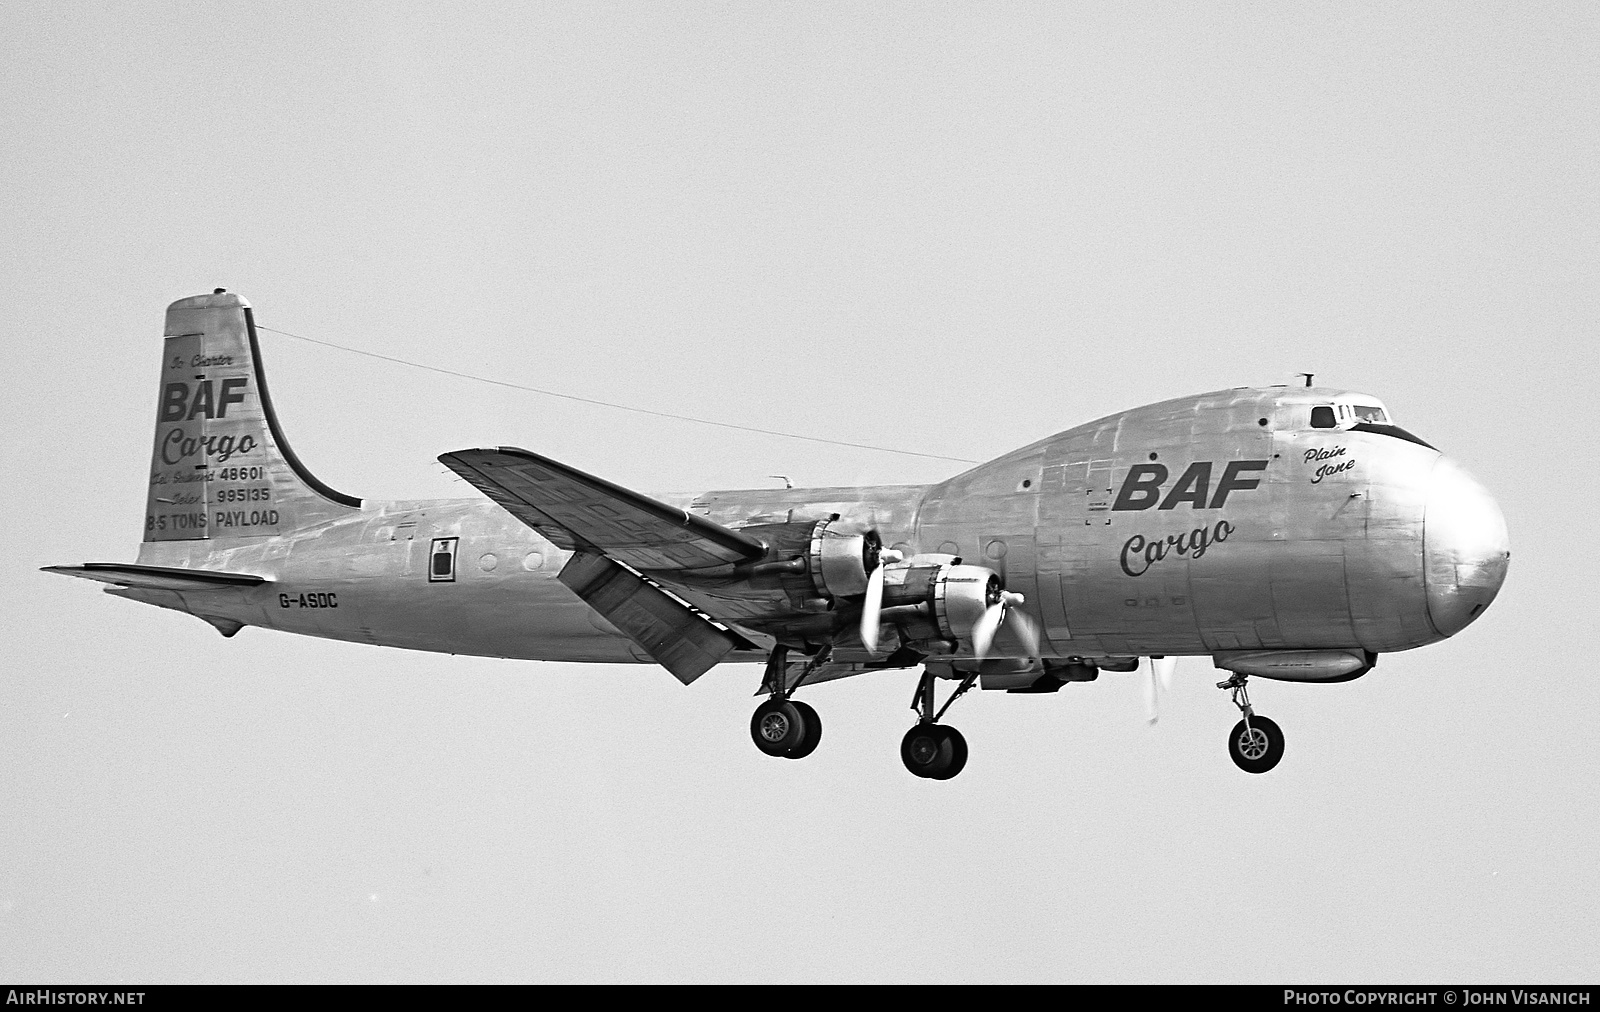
[751,699,807,757]
[785,700,823,759]
[901,723,954,779]
[1228,715,1285,774]
[929,725,968,780]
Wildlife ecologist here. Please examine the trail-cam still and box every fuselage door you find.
[429,537,459,583]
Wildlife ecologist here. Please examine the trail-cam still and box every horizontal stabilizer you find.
[43,563,267,592]
[440,446,766,571]
[558,552,749,684]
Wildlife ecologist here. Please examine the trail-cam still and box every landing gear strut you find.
[749,645,826,760]
[900,668,976,780]
[1217,673,1285,774]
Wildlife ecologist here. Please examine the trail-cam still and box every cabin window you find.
[1310,406,1337,428]
[429,537,459,583]
[1352,404,1388,423]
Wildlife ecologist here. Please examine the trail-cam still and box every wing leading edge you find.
[439,446,766,571]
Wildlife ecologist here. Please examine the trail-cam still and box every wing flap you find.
[440,447,766,571]
[558,552,749,684]
[43,563,267,592]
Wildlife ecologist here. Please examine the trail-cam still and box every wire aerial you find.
[256,324,978,465]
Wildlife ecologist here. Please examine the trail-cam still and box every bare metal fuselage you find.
[119,387,1506,673]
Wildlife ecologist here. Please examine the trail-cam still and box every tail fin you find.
[144,291,360,542]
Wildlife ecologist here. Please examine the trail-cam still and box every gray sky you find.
[3,1,1596,983]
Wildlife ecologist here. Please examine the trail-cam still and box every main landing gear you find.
[749,646,824,760]
[747,649,978,780]
[900,667,976,780]
[1217,673,1285,774]
[750,697,821,759]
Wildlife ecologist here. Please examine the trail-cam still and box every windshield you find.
[1352,404,1387,423]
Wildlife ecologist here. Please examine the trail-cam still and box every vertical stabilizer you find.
[144,291,360,542]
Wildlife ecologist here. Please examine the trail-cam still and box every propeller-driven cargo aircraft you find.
[47,292,1511,779]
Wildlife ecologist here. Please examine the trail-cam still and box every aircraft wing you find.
[439,447,767,571]
[42,563,268,591]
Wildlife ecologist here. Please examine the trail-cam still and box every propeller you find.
[972,591,1040,661]
[860,563,886,653]
[858,549,903,654]
[1143,655,1177,724]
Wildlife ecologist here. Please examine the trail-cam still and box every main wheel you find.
[901,724,957,779]
[751,699,807,757]
[1228,715,1285,774]
[928,725,968,780]
[785,700,823,759]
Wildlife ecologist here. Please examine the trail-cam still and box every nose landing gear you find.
[1218,673,1285,773]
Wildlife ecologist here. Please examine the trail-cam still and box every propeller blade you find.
[1007,608,1041,658]
[859,564,885,653]
[1143,655,1177,725]
[1154,654,1176,692]
[1143,656,1161,725]
[972,602,1005,660]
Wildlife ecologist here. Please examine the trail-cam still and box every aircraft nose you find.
[1423,456,1510,637]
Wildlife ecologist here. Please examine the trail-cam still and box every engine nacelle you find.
[807,520,880,599]
[879,561,1002,643]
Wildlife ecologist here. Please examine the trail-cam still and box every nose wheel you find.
[1228,715,1284,773]
[1218,673,1285,774]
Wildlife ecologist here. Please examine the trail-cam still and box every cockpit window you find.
[1310,406,1337,428]
[1352,423,1436,450]
[1352,404,1388,424]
